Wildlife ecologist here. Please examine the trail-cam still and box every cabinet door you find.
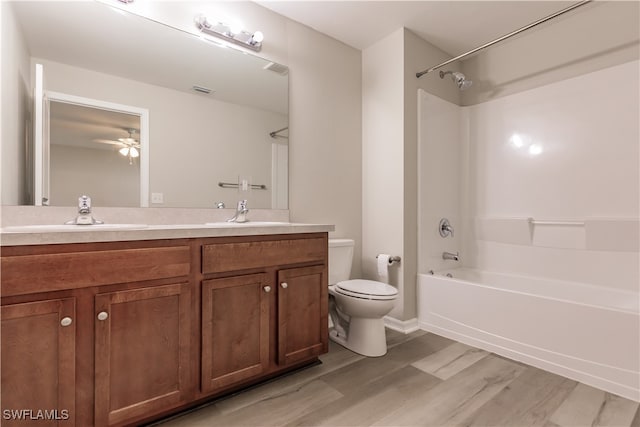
[1,298,75,426]
[94,283,191,426]
[201,274,270,393]
[277,265,328,365]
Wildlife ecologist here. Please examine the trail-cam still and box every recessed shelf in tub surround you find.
[0,205,334,246]
[474,217,639,252]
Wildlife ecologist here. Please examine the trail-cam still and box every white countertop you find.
[0,222,335,246]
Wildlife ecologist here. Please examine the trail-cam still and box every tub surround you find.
[416,61,639,404]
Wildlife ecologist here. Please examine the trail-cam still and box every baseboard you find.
[384,316,419,334]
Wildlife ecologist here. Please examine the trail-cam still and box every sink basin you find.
[1,224,149,233]
[203,221,291,227]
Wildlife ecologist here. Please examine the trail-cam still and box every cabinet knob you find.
[263,286,272,293]
[281,282,288,289]
[97,311,109,321]
[60,317,73,327]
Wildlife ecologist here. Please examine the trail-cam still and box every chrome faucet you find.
[65,195,104,225]
[442,251,459,261]
[227,200,249,223]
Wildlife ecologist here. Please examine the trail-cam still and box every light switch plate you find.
[151,192,164,204]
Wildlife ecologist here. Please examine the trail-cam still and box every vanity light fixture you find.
[195,14,263,52]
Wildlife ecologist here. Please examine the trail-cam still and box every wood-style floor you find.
[155,329,640,427]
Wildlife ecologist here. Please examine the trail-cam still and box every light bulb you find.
[119,147,129,156]
[509,134,524,148]
[130,147,139,158]
[528,144,543,156]
[252,31,264,43]
[229,22,243,35]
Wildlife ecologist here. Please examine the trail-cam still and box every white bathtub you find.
[417,268,639,401]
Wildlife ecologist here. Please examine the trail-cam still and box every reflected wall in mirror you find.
[2,1,288,209]
[49,97,144,207]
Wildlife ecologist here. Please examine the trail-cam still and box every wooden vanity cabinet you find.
[94,281,192,426]
[1,232,328,426]
[200,234,329,397]
[277,265,328,366]
[201,273,271,393]
[1,240,195,427]
[1,297,76,426]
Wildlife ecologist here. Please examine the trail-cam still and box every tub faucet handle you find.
[439,218,454,238]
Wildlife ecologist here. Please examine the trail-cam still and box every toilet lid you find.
[336,279,398,298]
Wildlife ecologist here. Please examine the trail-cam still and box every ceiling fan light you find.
[130,147,140,158]
[119,147,129,156]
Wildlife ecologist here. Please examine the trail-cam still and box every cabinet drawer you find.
[1,246,191,296]
[203,237,326,274]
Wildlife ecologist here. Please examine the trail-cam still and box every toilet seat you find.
[335,279,398,301]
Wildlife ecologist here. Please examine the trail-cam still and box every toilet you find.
[328,239,398,357]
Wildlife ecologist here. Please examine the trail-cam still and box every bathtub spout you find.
[442,251,459,261]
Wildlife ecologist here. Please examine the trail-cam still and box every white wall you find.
[0,3,31,205]
[284,19,363,277]
[50,145,139,207]
[362,28,405,319]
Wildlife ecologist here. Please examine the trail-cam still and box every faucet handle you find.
[78,195,92,214]
[439,218,454,238]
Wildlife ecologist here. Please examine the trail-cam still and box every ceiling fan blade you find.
[93,139,125,146]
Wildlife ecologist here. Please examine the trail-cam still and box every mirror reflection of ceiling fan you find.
[94,129,140,164]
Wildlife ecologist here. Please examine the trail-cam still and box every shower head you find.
[439,70,473,91]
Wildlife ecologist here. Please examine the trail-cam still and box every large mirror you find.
[3,1,289,209]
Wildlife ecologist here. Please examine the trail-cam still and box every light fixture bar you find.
[195,15,263,52]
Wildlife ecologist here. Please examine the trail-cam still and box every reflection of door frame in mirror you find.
[38,91,150,207]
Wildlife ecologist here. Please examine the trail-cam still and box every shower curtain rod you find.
[416,0,592,79]
[269,126,289,138]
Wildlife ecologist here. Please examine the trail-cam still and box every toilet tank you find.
[328,239,354,285]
